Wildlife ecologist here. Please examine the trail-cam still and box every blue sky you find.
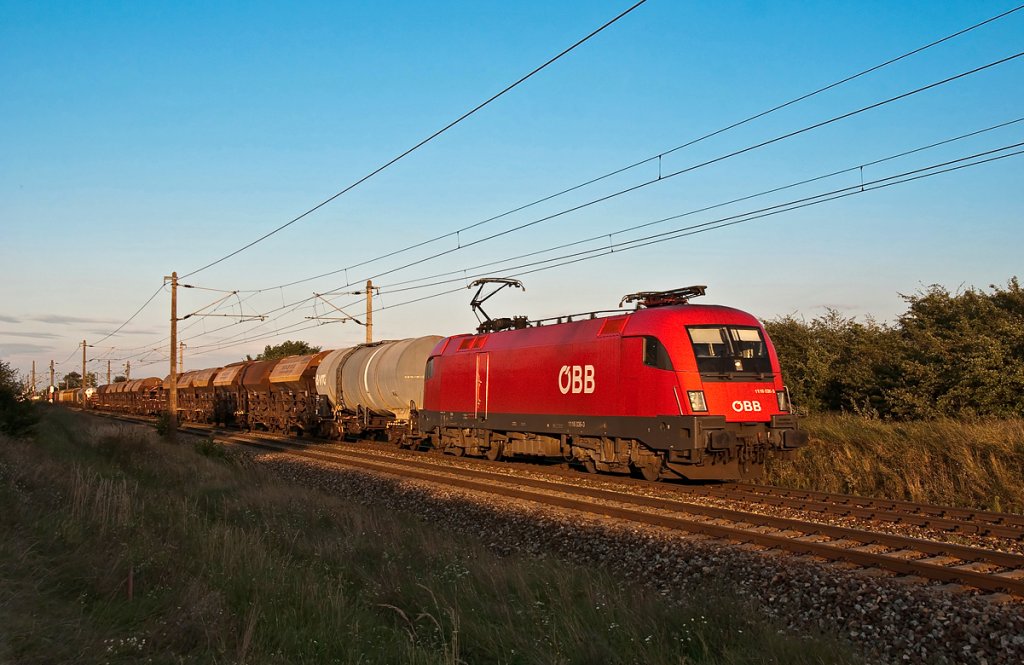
[2,1,1022,383]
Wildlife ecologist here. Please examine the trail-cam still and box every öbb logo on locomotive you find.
[84,284,810,481]
[558,364,595,395]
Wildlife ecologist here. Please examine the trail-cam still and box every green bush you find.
[765,277,1024,419]
[193,437,228,460]
[155,411,172,437]
[0,360,36,436]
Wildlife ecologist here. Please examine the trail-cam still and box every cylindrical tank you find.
[329,336,441,416]
[315,346,358,406]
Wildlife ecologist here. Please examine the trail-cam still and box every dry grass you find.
[0,409,856,664]
[766,415,1024,513]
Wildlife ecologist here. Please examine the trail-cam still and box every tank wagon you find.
[89,285,806,481]
[315,336,442,440]
[57,387,96,405]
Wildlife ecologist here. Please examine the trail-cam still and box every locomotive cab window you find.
[424,357,436,380]
[642,336,674,371]
[687,326,772,377]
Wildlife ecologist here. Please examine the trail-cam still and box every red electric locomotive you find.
[419,283,807,480]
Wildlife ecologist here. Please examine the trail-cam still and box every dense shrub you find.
[155,411,172,437]
[0,360,36,436]
[765,278,1024,419]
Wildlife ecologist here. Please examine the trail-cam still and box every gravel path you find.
[237,447,1024,665]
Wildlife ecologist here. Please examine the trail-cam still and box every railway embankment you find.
[766,414,1024,513]
[0,408,853,664]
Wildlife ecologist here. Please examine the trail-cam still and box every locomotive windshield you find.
[686,326,773,378]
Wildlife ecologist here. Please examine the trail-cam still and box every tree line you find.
[765,278,1024,419]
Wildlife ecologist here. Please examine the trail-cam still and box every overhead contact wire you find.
[250,4,1024,293]
[374,117,1024,293]
[173,117,1024,354]
[371,145,1024,314]
[325,51,1024,289]
[182,0,649,279]
[189,142,1024,357]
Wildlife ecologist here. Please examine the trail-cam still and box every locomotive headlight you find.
[776,390,789,412]
[687,390,708,412]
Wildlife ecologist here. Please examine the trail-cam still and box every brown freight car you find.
[267,351,332,435]
[240,359,280,431]
[189,367,220,423]
[212,362,247,426]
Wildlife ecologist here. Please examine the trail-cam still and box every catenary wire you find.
[181,143,1024,358]
[178,120,1024,352]
[91,283,167,346]
[181,0,649,280]
[370,142,1024,299]
[112,116,1024,361]
[314,51,1024,291]
[109,62,1024,361]
[249,4,1024,293]
[32,6,1024,374]
[91,23,1024,359]
[372,116,1024,293]
[367,145,1024,316]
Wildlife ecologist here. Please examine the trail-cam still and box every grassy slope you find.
[0,408,854,665]
[765,415,1024,513]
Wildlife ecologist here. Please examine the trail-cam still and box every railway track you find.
[192,424,1024,596]
[687,482,1024,541]
[87,411,1024,596]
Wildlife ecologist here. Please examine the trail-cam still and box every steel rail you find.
[86,411,1024,594]
[708,483,1024,533]
[200,428,1024,595]
[90,410,1024,539]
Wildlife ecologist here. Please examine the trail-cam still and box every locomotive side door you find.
[474,352,490,421]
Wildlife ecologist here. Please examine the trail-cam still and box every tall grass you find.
[766,414,1024,512]
[0,409,856,664]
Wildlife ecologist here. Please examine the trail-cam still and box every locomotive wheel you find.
[635,458,663,482]
[582,459,598,474]
[485,441,503,461]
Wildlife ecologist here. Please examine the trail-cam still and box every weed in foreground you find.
[0,409,857,664]
[194,437,228,460]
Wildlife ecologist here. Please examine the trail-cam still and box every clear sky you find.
[2,1,1022,385]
